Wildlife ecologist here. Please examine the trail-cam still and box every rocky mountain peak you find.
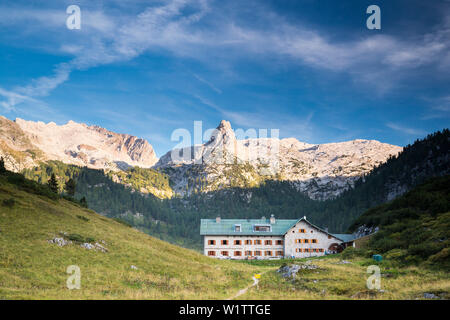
[1,116,158,171]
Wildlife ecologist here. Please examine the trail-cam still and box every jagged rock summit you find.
[156,120,403,199]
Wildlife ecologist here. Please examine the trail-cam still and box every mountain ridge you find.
[1,115,402,200]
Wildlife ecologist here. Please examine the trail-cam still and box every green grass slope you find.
[0,173,266,299]
[348,175,450,270]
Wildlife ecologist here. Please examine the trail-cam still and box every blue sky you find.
[0,0,449,156]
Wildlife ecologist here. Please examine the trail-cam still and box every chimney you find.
[270,214,276,224]
[216,216,221,223]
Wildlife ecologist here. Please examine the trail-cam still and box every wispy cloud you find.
[386,122,426,136]
[421,95,450,120]
[193,73,222,94]
[194,93,315,141]
[1,0,449,111]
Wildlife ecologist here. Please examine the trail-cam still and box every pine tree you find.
[0,157,6,174]
[64,178,76,197]
[48,173,59,193]
[79,196,88,208]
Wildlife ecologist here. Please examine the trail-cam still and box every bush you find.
[2,197,15,208]
[85,237,96,243]
[76,215,89,222]
[67,233,85,243]
[341,247,366,259]
[384,248,408,260]
[113,218,132,227]
[428,248,450,267]
[408,242,444,259]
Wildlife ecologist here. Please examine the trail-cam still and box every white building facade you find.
[200,215,355,259]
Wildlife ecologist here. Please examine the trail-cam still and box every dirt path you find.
[227,275,260,300]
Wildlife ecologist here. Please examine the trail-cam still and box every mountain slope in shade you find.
[0,116,158,171]
[156,120,403,200]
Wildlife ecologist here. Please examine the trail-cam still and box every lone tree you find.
[48,173,59,194]
[0,157,6,174]
[79,196,88,208]
[64,178,76,197]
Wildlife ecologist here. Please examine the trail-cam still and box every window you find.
[208,240,216,245]
[245,250,252,256]
[254,225,271,232]
[265,240,272,245]
[221,251,229,256]
[299,229,306,233]
[265,250,272,256]
[254,240,262,245]
[234,251,242,256]
[276,251,283,256]
[221,240,228,245]
[208,251,215,256]
[312,239,317,244]
[276,240,283,245]
[245,240,252,245]
[234,224,241,232]
[328,235,332,239]
[319,249,324,252]
[254,250,261,256]
[234,240,241,245]
[304,239,309,244]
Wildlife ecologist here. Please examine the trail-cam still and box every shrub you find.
[2,197,15,208]
[76,215,89,222]
[67,233,85,243]
[113,218,132,227]
[408,242,444,259]
[341,247,366,259]
[85,237,96,243]
[428,248,450,267]
[384,248,408,260]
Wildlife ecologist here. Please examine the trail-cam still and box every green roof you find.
[200,217,358,242]
[200,218,299,236]
[331,233,358,242]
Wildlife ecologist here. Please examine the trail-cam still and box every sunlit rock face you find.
[156,120,402,199]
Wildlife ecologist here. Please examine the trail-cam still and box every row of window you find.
[295,248,324,253]
[295,239,318,244]
[208,250,284,257]
[207,239,284,246]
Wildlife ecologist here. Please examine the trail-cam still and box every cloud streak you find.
[1,0,449,111]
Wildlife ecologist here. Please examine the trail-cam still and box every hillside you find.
[0,169,448,300]
[0,171,266,299]
[348,175,450,270]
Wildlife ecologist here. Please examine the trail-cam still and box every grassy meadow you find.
[0,177,270,299]
[0,173,448,300]
[237,255,450,300]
